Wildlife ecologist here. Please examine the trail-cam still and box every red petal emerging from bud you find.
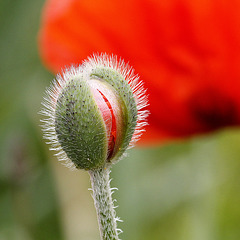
[89,79,123,160]
[98,90,116,159]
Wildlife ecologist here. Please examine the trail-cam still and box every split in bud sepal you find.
[41,54,149,170]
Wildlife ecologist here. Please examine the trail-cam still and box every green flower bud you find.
[41,54,149,170]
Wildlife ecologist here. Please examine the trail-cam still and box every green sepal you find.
[55,76,108,170]
[90,67,138,163]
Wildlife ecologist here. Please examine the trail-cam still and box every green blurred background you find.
[1,0,240,239]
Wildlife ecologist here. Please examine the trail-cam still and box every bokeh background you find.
[1,0,240,240]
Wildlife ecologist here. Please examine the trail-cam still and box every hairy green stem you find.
[89,167,120,240]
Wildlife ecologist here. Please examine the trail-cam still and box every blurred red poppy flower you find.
[38,0,240,144]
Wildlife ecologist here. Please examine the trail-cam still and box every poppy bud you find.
[41,54,148,170]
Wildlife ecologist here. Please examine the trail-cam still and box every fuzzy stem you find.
[89,167,120,240]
